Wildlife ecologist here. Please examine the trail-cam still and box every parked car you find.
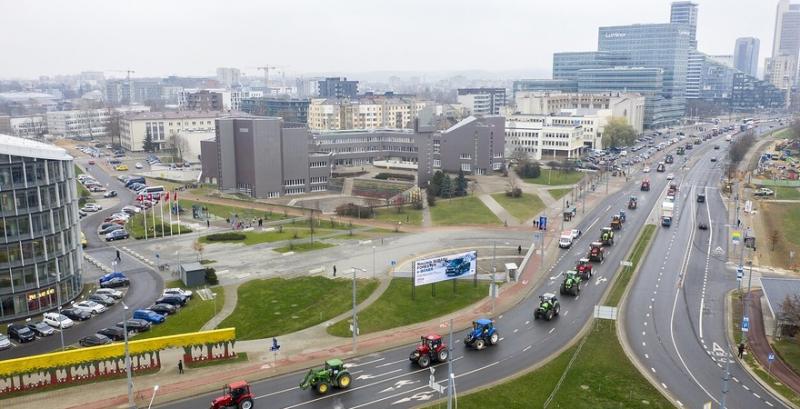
[103,190,118,198]
[95,288,123,299]
[7,323,35,343]
[133,309,166,324]
[73,300,107,315]
[105,230,129,242]
[100,276,130,288]
[89,186,107,193]
[88,294,116,307]
[116,319,151,333]
[79,334,112,347]
[148,303,178,315]
[99,224,124,235]
[99,271,127,284]
[27,321,55,337]
[666,173,675,180]
[121,205,141,214]
[88,160,96,165]
[115,164,129,171]
[97,327,126,341]
[43,312,74,329]
[754,188,775,197]
[81,203,102,212]
[135,162,144,169]
[61,307,92,321]
[0,334,11,350]
[163,288,193,300]
[155,295,187,307]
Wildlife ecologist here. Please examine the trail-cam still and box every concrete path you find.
[200,283,240,330]
[421,189,433,228]
[478,193,519,226]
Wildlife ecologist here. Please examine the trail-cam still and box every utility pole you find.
[350,267,367,353]
[491,242,497,314]
[721,356,731,409]
[447,318,454,409]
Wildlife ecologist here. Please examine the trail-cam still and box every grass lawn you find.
[775,128,793,139]
[548,188,572,200]
[128,214,192,239]
[327,278,489,337]
[522,170,585,186]
[761,202,800,269]
[178,199,293,222]
[430,197,500,226]
[774,338,800,376]
[490,193,545,222]
[373,206,423,226]
[774,186,800,200]
[607,225,656,306]
[446,320,671,409]
[219,277,379,340]
[135,284,224,340]
[200,227,351,245]
[274,241,335,253]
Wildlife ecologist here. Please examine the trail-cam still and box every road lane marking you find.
[376,358,410,368]
[523,345,532,352]
[651,367,656,373]
[644,353,649,359]
[548,328,555,334]
[753,393,760,399]
[346,357,386,368]
[743,385,750,391]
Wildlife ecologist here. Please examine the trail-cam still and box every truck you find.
[661,201,674,227]
[665,154,674,164]
[558,230,574,249]
[677,146,685,155]
[656,162,666,172]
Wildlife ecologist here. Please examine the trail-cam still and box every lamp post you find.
[372,246,376,279]
[350,267,367,353]
[122,302,134,409]
[147,385,160,409]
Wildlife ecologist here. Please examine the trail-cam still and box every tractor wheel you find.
[489,332,499,345]
[316,382,330,394]
[555,304,561,316]
[337,373,352,389]
[534,311,540,320]
[546,310,554,321]
[418,354,431,368]
[438,349,449,362]
[559,283,567,295]
[239,399,254,409]
[474,338,486,350]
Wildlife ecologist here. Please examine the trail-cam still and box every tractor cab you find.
[325,358,345,374]
[601,227,615,245]
[464,318,499,350]
[628,196,638,209]
[576,258,593,279]
[588,241,605,262]
[641,178,650,191]
[410,334,448,367]
[610,216,622,230]
[210,381,254,409]
[560,271,582,296]
[534,293,561,321]
[618,210,627,223]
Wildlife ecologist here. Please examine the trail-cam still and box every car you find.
[7,323,35,343]
[99,224,124,235]
[78,210,87,218]
[163,288,193,299]
[714,145,720,150]
[100,276,130,288]
[105,229,129,241]
[88,294,116,306]
[81,203,102,212]
[754,188,774,197]
[97,327,127,341]
[103,190,118,198]
[697,193,706,203]
[135,162,144,169]
[43,312,74,329]
[89,186,107,192]
[116,319,151,332]
[99,271,127,284]
[666,173,675,180]
[115,164,129,171]
[88,160,96,165]
[698,222,709,230]
[121,205,141,214]
[710,157,717,162]
[95,288,123,299]
[73,300,107,314]
[133,309,166,324]
[61,307,92,321]
[79,334,112,347]
[0,334,11,350]
[148,303,178,315]
[27,321,55,337]
[155,295,187,307]
[642,166,650,173]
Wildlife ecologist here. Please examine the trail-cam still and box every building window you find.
[459,153,472,160]
[433,159,441,168]
[461,163,471,172]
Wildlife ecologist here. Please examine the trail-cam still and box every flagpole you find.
[176,192,181,235]
[168,192,174,236]
[159,194,165,238]
[140,195,148,240]
[150,193,156,237]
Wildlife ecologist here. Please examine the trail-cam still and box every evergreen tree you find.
[439,174,453,198]
[455,170,468,196]
[142,132,157,152]
[429,171,445,196]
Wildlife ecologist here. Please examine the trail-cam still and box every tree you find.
[426,186,437,206]
[142,132,157,152]
[780,294,800,338]
[192,239,205,261]
[168,132,189,163]
[602,117,637,149]
[429,171,445,197]
[440,175,453,198]
[455,170,468,197]
[393,196,406,213]
[105,110,122,147]
[515,159,541,179]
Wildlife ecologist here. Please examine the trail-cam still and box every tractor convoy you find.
[464,319,499,350]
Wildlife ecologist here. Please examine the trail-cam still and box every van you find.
[558,230,573,249]
[137,186,165,198]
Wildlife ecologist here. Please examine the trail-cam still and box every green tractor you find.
[534,293,561,321]
[299,359,352,394]
[600,227,615,246]
[560,271,582,296]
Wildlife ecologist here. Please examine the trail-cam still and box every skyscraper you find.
[733,38,760,77]
[670,1,699,49]
[767,0,800,89]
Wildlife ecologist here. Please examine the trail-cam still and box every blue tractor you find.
[464,318,499,350]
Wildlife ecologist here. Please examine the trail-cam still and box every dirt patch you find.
[758,202,800,271]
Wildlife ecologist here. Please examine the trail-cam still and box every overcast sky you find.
[0,0,779,79]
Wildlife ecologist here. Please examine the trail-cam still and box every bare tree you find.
[192,239,205,261]
[168,132,190,163]
[780,294,800,338]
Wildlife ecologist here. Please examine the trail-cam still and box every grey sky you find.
[0,0,778,79]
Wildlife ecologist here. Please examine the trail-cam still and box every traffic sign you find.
[732,230,742,244]
[742,316,750,333]
[390,260,397,266]
[769,353,775,362]
[736,266,744,279]
[538,216,548,231]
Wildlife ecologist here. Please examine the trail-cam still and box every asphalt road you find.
[160,131,707,408]
[624,126,788,409]
[0,156,164,358]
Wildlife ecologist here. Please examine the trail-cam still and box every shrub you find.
[505,187,523,198]
[335,203,374,218]
[375,172,415,181]
[205,267,218,285]
[205,232,246,241]
[516,160,541,178]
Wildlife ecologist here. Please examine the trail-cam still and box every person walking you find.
[206,219,210,228]
[738,342,745,358]
[177,359,183,374]
[115,249,121,262]
[518,245,522,255]
[333,265,337,277]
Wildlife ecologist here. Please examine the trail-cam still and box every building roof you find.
[0,133,72,161]
[123,111,224,121]
[761,277,800,319]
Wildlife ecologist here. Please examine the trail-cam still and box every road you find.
[160,131,707,408]
[624,126,788,409]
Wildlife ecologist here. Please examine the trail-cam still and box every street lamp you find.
[350,267,367,353]
[147,385,160,409]
[122,302,134,409]
[372,246,376,279]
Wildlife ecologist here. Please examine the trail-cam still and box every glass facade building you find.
[0,135,82,322]
[731,73,786,111]
[552,51,629,81]
[576,67,668,128]
[512,79,578,96]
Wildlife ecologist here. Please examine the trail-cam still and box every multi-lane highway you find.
[624,127,788,408]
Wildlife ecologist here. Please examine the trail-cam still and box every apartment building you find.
[10,116,47,139]
[307,94,428,131]
[46,109,111,138]
[120,111,220,152]
[456,88,506,115]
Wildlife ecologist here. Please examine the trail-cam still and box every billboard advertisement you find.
[414,250,477,286]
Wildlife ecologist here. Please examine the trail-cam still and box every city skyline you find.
[0,0,779,79]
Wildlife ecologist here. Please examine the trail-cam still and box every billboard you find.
[414,250,477,286]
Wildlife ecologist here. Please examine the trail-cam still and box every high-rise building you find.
[216,68,241,88]
[767,0,800,89]
[552,51,629,81]
[512,80,579,95]
[456,88,507,115]
[576,67,669,128]
[240,97,310,125]
[0,135,83,321]
[734,37,761,77]
[670,1,699,49]
[317,77,359,99]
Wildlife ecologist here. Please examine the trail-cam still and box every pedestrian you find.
[518,245,522,255]
[258,218,263,227]
[206,219,210,228]
[333,265,337,277]
[115,249,121,262]
[738,342,745,358]
[737,219,741,228]
[178,359,183,374]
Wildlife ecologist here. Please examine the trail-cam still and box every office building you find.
[512,79,579,95]
[435,115,505,174]
[216,67,241,88]
[240,97,310,125]
[0,116,10,135]
[120,111,220,152]
[685,50,705,99]
[182,90,225,111]
[731,72,786,111]
[0,134,83,321]
[513,91,645,135]
[10,116,47,139]
[46,109,111,138]
[767,0,800,89]
[734,37,760,77]
[708,54,734,68]
[317,77,359,99]
[670,1,699,49]
[307,94,428,131]
[699,56,736,101]
[505,115,588,161]
[576,67,669,128]
[456,88,507,115]
[553,51,629,80]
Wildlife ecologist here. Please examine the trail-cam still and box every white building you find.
[179,89,263,112]
[120,111,220,152]
[216,67,241,88]
[513,91,645,135]
[10,116,47,139]
[505,115,587,161]
[307,95,428,130]
[456,88,506,116]
[46,109,111,138]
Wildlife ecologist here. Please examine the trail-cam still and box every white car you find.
[73,300,107,314]
[163,288,193,299]
[95,288,123,299]
[643,166,651,173]
[81,203,102,212]
[0,334,10,350]
[666,173,675,180]
[43,312,74,329]
[135,162,144,169]
[121,205,141,215]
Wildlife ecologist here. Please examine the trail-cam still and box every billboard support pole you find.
[411,261,416,300]
[432,281,436,297]
[453,275,456,294]
[473,251,478,288]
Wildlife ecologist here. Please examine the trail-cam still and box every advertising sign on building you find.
[414,251,477,287]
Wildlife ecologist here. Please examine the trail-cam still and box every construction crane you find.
[257,66,277,88]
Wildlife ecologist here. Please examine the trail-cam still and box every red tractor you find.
[588,242,605,262]
[641,179,650,191]
[576,258,594,280]
[210,381,254,409]
[409,334,449,368]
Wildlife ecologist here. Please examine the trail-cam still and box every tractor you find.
[600,227,615,245]
[464,318,499,350]
[588,242,605,262]
[409,334,449,368]
[618,210,627,223]
[576,258,593,280]
[628,196,637,209]
[641,179,650,191]
[210,381,254,409]
[610,216,622,230]
[534,293,561,321]
[560,271,582,296]
[299,359,352,394]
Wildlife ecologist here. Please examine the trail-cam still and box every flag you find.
[148,193,153,201]
[137,194,143,202]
